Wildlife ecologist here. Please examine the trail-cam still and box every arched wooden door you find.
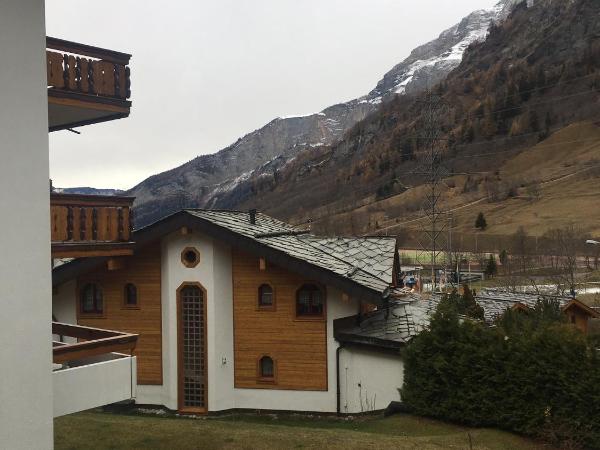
[177,283,208,413]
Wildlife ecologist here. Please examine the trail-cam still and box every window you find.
[258,356,274,380]
[80,283,103,315]
[181,247,200,268]
[124,283,138,307]
[258,284,274,309]
[296,284,324,317]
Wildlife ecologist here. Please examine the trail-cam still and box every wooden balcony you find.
[47,36,132,132]
[52,322,138,417]
[51,193,135,258]
[52,322,138,364]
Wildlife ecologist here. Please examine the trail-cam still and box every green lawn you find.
[54,410,546,450]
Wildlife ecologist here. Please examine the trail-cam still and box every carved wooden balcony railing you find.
[50,193,135,258]
[47,37,131,100]
[52,322,138,365]
[46,37,132,131]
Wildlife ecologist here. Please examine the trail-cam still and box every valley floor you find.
[54,410,545,450]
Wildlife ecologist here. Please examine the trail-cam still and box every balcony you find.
[52,322,138,417]
[51,193,135,258]
[47,37,131,132]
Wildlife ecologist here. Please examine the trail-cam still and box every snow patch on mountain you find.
[368,0,523,99]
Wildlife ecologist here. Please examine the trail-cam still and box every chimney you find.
[249,209,257,225]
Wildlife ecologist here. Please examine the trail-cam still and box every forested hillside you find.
[231,0,600,237]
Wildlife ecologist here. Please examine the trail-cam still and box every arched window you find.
[258,284,274,309]
[124,283,138,307]
[259,356,274,379]
[80,283,103,315]
[296,284,324,317]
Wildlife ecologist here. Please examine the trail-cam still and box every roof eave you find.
[53,211,388,304]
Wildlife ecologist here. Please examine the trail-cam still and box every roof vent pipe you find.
[249,209,257,225]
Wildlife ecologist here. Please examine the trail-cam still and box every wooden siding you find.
[77,245,162,385]
[566,308,590,334]
[233,250,328,391]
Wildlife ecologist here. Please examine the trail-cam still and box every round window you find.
[181,247,200,268]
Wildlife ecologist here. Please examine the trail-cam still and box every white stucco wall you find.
[52,280,78,343]
[156,230,235,411]
[0,1,53,449]
[53,355,137,417]
[339,347,404,414]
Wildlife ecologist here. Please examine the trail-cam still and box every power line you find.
[412,89,451,293]
[446,71,599,109]
[409,135,600,160]
[464,89,599,120]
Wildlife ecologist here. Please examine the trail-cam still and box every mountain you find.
[229,0,600,237]
[53,187,125,196]
[129,0,521,227]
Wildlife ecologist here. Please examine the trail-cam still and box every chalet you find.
[475,288,600,332]
[337,287,600,366]
[424,288,600,333]
[52,209,408,414]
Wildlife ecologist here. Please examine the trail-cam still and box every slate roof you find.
[334,288,577,348]
[53,209,398,301]
[334,289,434,347]
[474,288,572,322]
[180,210,397,294]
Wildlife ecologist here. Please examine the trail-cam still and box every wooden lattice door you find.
[177,284,207,412]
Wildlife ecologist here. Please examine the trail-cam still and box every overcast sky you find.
[46,0,497,190]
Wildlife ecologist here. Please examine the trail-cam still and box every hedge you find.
[401,298,600,449]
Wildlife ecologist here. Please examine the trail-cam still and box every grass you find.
[54,410,546,450]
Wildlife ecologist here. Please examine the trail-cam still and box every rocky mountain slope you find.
[231,0,600,237]
[53,187,125,196]
[129,0,521,227]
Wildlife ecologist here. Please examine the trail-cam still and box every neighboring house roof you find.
[334,289,434,349]
[334,287,593,349]
[473,288,572,323]
[562,298,600,318]
[53,209,397,304]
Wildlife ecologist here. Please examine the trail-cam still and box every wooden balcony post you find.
[127,208,134,237]
[62,54,69,89]
[66,206,74,240]
[92,208,98,240]
[88,62,95,95]
[118,207,124,241]
[79,207,87,240]
[125,67,131,99]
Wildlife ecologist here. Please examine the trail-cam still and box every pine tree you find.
[475,212,487,230]
[485,254,498,278]
[499,249,509,266]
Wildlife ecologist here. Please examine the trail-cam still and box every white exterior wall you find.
[52,279,77,324]
[0,1,53,449]
[154,230,235,411]
[52,280,78,343]
[53,356,137,417]
[339,347,404,414]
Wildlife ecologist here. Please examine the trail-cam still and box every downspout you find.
[336,343,345,415]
